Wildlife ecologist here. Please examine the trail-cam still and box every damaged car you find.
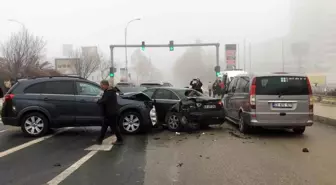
[142,87,225,131]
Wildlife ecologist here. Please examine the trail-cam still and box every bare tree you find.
[71,48,101,79]
[0,28,47,79]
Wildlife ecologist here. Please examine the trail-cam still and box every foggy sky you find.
[0,0,291,71]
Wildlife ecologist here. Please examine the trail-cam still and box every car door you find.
[39,80,76,127]
[152,89,180,122]
[231,77,250,120]
[74,81,103,126]
[222,77,239,119]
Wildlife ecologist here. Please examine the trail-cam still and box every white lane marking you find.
[47,136,115,185]
[0,130,6,133]
[0,127,73,158]
[47,151,98,185]
[85,135,115,151]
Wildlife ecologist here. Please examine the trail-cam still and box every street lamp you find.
[8,19,25,29]
[125,18,141,81]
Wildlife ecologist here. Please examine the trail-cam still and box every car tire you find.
[165,112,182,132]
[293,127,305,135]
[21,112,49,137]
[238,113,250,134]
[119,111,142,134]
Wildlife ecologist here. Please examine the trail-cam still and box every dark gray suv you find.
[1,76,156,136]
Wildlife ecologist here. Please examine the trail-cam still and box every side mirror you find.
[232,86,236,92]
[153,99,157,103]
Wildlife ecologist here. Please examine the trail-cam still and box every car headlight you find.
[150,106,157,126]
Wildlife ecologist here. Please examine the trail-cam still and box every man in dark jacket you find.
[96,80,123,145]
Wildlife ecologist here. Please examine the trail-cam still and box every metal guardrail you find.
[313,95,336,104]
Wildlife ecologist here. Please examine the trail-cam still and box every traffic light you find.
[169,40,174,51]
[109,67,114,77]
[141,41,145,51]
[214,65,220,77]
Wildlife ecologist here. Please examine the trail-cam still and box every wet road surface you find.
[0,122,336,185]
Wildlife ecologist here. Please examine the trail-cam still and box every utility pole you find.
[249,42,252,72]
[281,39,285,72]
[243,38,246,70]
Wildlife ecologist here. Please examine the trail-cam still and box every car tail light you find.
[218,101,223,107]
[4,94,14,102]
[307,78,313,112]
[249,77,256,109]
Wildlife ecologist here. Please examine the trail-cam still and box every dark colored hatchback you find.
[1,76,156,136]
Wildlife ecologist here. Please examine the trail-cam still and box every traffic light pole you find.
[109,43,220,82]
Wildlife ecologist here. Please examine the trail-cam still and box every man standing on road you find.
[96,80,123,145]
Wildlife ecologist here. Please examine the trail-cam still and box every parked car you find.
[116,82,136,87]
[1,76,156,136]
[116,86,146,94]
[222,72,314,134]
[142,87,224,130]
[140,82,163,89]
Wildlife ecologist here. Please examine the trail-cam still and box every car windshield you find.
[175,89,204,98]
[256,76,309,95]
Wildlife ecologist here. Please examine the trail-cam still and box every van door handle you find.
[80,99,86,103]
[43,98,49,101]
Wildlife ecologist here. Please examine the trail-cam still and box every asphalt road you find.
[0,122,336,185]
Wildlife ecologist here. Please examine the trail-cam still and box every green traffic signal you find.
[169,46,174,51]
[216,72,220,77]
[109,73,114,77]
[141,46,145,51]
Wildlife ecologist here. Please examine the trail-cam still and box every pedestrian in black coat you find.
[96,80,123,145]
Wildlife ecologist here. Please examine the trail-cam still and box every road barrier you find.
[313,95,336,105]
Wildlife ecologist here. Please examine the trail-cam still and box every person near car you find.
[219,80,225,98]
[207,81,212,97]
[212,80,221,98]
[96,80,123,145]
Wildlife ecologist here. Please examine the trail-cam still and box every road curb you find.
[314,115,336,127]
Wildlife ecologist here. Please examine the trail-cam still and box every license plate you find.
[204,105,216,109]
[273,102,293,108]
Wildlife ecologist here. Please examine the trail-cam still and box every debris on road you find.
[153,137,160,140]
[177,162,184,167]
[175,132,181,135]
[302,148,309,153]
[229,131,251,139]
[53,163,61,167]
[199,155,202,157]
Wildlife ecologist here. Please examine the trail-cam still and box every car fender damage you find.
[165,97,225,132]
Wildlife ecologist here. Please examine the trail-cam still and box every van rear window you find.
[256,76,309,95]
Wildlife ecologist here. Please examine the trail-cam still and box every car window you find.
[45,81,75,95]
[256,76,309,95]
[24,82,46,94]
[76,82,103,96]
[153,89,179,100]
[143,88,156,98]
[227,77,239,93]
[236,77,250,93]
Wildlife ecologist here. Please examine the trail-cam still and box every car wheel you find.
[119,111,142,134]
[165,112,181,131]
[293,127,305,135]
[238,114,250,134]
[21,112,49,137]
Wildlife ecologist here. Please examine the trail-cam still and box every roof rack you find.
[29,75,86,80]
